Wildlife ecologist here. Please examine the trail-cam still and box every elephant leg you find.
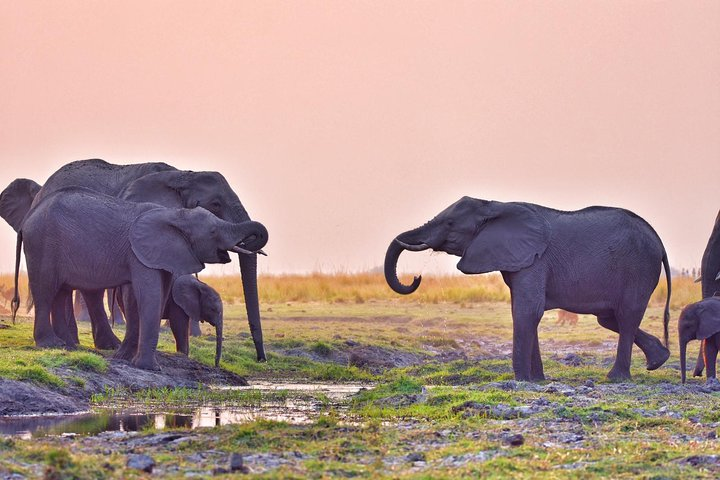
[167,303,190,355]
[606,307,644,381]
[190,319,202,337]
[64,293,80,345]
[704,337,719,380]
[529,331,544,380]
[81,290,121,350]
[131,269,169,371]
[510,293,545,382]
[32,286,65,348]
[114,288,140,361]
[596,314,669,370]
[50,290,76,349]
[694,349,705,377]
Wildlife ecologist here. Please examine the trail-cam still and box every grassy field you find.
[0,273,717,478]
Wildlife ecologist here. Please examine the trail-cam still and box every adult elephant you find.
[22,187,267,370]
[0,159,269,361]
[384,196,671,381]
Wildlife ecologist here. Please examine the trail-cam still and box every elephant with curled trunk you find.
[22,187,266,369]
[0,158,269,361]
[385,196,671,382]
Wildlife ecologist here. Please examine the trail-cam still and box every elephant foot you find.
[113,343,137,361]
[35,335,67,349]
[645,345,670,371]
[132,355,160,371]
[513,372,545,383]
[606,367,632,382]
[694,367,705,377]
[706,377,720,389]
[95,335,121,351]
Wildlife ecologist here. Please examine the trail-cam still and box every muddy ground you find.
[0,351,248,416]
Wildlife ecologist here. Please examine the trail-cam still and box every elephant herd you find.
[0,159,268,370]
[0,159,717,385]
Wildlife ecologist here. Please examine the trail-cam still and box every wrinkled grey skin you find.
[21,187,267,370]
[679,297,720,383]
[0,158,268,361]
[166,275,224,366]
[692,211,720,376]
[385,196,671,382]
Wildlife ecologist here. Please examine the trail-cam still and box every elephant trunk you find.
[384,239,425,295]
[680,335,689,383]
[214,314,223,367]
[239,252,265,361]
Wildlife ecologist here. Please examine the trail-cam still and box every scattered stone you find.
[503,433,524,446]
[345,339,359,347]
[708,431,718,440]
[678,455,720,467]
[558,353,584,366]
[230,453,248,473]
[544,382,576,396]
[126,454,155,473]
[406,452,426,462]
[584,379,595,388]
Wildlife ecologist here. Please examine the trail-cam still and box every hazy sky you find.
[1,1,718,276]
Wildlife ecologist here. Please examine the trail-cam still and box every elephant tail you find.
[11,232,21,324]
[662,249,671,348]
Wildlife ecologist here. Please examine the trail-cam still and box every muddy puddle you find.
[0,382,367,439]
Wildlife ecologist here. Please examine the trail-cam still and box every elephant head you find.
[385,197,550,294]
[679,297,720,383]
[129,206,268,275]
[0,179,42,232]
[121,170,268,361]
[171,275,224,367]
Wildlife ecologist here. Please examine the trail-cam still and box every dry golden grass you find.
[204,272,701,309]
[0,271,699,312]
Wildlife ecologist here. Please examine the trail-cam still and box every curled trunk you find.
[384,240,422,295]
[240,253,265,361]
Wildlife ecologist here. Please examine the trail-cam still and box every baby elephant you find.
[679,297,720,383]
[165,275,224,365]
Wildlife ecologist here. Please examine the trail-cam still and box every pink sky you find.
[0,1,718,275]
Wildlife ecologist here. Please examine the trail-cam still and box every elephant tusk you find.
[257,249,267,256]
[715,271,720,281]
[394,239,431,252]
[231,246,254,255]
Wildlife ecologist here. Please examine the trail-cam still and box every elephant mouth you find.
[217,249,232,263]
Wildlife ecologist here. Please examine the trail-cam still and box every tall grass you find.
[204,272,701,308]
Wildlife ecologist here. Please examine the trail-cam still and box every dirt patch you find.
[0,352,247,416]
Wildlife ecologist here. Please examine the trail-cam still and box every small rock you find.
[345,339,359,347]
[213,467,229,475]
[584,379,595,388]
[708,430,718,440]
[230,453,248,473]
[503,433,525,446]
[127,454,155,473]
[406,452,426,462]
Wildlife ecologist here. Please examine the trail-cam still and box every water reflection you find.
[0,382,367,438]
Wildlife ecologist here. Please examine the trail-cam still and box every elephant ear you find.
[0,179,42,232]
[129,208,204,275]
[171,277,202,324]
[457,203,549,274]
[697,301,720,339]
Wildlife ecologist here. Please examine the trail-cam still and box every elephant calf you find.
[679,297,720,383]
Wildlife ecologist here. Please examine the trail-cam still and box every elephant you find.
[20,186,267,370]
[384,196,671,381]
[0,158,269,361]
[679,297,720,383]
[165,275,223,362]
[692,210,720,376]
